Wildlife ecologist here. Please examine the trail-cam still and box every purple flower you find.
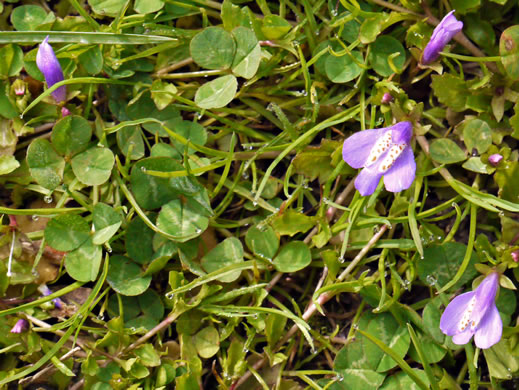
[38,283,64,309]
[342,121,416,196]
[36,36,66,102]
[440,272,502,349]
[422,10,463,65]
[488,154,503,166]
[10,319,28,334]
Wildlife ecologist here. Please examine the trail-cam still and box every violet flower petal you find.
[383,147,416,193]
[439,291,475,335]
[36,36,66,102]
[452,329,475,345]
[390,121,413,144]
[422,10,463,65]
[342,127,387,169]
[474,304,502,349]
[10,319,28,334]
[354,167,383,196]
[472,272,499,325]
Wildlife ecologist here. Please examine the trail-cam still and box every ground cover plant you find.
[2,0,519,388]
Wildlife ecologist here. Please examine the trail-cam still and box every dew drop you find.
[252,201,258,207]
[140,166,147,172]
[338,256,345,263]
[352,324,359,330]
[165,292,175,299]
[106,247,113,253]
[242,347,249,353]
[32,215,39,221]
[97,313,106,321]
[44,195,53,204]
[426,275,437,286]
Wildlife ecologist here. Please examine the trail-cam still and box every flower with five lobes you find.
[36,36,66,102]
[342,121,416,196]
[421,10,463,65]
[440,272,502,349]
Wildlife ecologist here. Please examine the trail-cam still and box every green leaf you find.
[26,138,65,190]
[273,241,311,273]
[451,0,480,13]
[462,157,494,174]
[501,26,519,80]
[368,35,406,77]
[65,237,102,282]
[190,27,236,70]
[168,119,207,158]
[156,197,210,242]
[201,237,244,282]
[271,209,316,236]
[11,5,55,31]
[221,0,251,30]
[0,155,20,175]
[194,326,220,359]
[483,339,519,379]
[126,216,155,264]
[87,0,126,17]
[495,161,519,202]
[245,225,279,260]
[134,344,161,367]
[116,125,145,160]
[195,75,238,109]
[462,119,492,154]
[417,242,479,292]
[379,369,430,390]
[431,73,469,112]
[261,15,291,40]
[150,79,177,110]
[325,51,363,83]
[134,0,164,14]
[292,139,348,182]
[78,46,104,75]
[71,147,115,186]
[45,214,90,252]
[92,203,122,245]
[334,340,386,390]
[107,255,152,296]
[359,14,388,44]
[231,27,261,79]
[0,44,23,78]
[51,115,92,156]
[429,138,467,164]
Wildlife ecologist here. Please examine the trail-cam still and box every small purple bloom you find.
[422,10,463,65]
[512,250,519,263]
[38,283,64,309]
[488,154,503,167]
[36,36,66,102]
[440,272,502,349]
[342,121,416,196]
[381,93,393,104]
[10,319,28,334]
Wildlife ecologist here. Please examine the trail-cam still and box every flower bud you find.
[36,36,66,102]
[488,154,503,166]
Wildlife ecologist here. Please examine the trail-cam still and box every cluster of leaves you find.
[2,0,519,389]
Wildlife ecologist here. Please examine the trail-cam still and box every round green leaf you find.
[51,115,92,156]
[325,51,363,83]
[417,242,479,292]
[169,119,207,158]
[71,147,115,185]
[500,26,519,79]
[157,198,210,242]
[45,214,90,252]
[379,369,430,390]
[261,15,292,40]
[0,155,20,175]
[194,326,220,359]
[92,203,122,246]
[231,27,261,79]
[201,237,244,282]
[0,44,24,77]
[107,255,151,296]
[78,46,103,75]
[87,0,126,17]
[125,216,155,264]
[130,157,183,210]
[27,139,65,191]
[134,0,164,14]
[195,75,238,109]
[65,238,102,282]
[429,138,467,164]
[11,5,55,31]
[273,241,311,272]
[462,119,492,154]
[245,225,279,260]
[190,26,236,70]
[368,35,406,77]
[116,125,145,160]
